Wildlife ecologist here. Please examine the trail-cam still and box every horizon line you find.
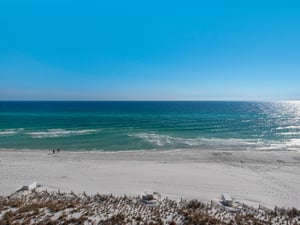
[0,99,299,102]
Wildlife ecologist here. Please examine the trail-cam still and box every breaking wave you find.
[27,129,100,138]
[130,132,300,151]
[0,128,24,136]
[130,133,256,150]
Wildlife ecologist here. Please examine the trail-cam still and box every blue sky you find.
[0,0,299,100]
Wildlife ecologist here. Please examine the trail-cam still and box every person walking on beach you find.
[53,149,55,154]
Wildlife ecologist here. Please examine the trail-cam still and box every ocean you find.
[0,101,300,152]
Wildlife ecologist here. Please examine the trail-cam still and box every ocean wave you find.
[276,125,300,130]
[277,131,300,136]
[27,129,100,138]
[0,128,24,136]
[131,133,173,146]
[255,139,300,151]
[129,133,256,149]
[130,132,300,151]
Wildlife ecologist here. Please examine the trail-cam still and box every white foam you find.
[255,138,300,151]
[130,133,256,149]
[131,133,172,146]
[278,131,300,135]
[276,125,300,130]
[27,129,100,138]
[0,128,23,136]
[131,132,300,152]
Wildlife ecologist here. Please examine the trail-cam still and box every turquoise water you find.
[1,101,300,151]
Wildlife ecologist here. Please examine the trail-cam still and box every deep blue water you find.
[0,101,300,151]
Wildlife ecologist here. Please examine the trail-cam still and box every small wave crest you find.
[253,139,300,151]
[0,128,24,136]
[129,133,255,150]
[130,132,300,151]
[276,125,300,130]
[27,129,100,138]
[131,133,173,146]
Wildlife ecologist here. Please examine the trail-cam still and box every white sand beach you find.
[0,149,300,209]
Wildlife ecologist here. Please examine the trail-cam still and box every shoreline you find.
[1,147,299,154]
[1,149,300,209]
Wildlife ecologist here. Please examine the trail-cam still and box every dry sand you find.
[0,149,299,208]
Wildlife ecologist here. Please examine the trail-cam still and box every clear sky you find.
[0,0,299,100]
